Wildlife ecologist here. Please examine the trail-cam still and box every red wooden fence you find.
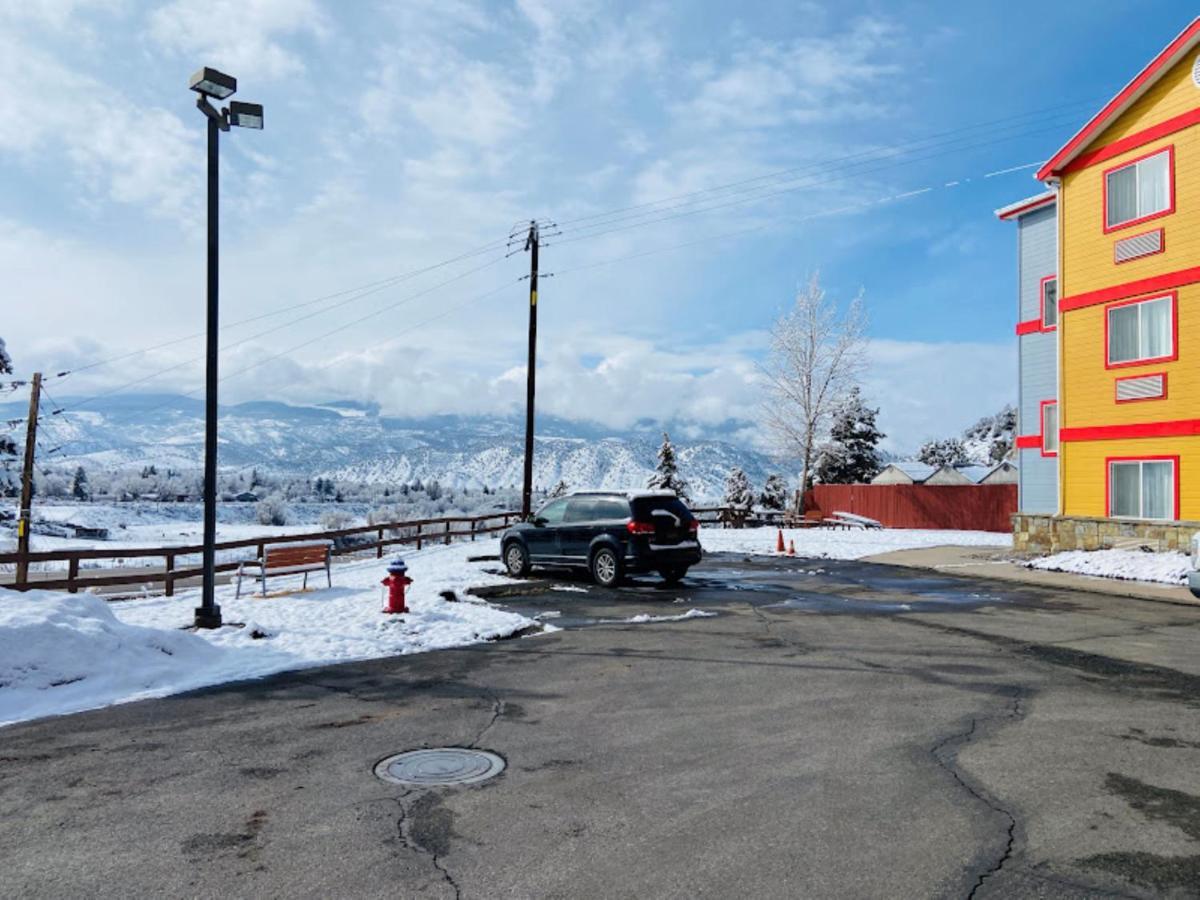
[804,484,1017,532]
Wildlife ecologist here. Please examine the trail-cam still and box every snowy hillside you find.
[1,394,776,501]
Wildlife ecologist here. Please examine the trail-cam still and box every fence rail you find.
[0,510,520,595]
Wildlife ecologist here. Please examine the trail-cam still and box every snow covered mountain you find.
[2,394,778,501]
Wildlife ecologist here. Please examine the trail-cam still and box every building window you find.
[1105,148,1172,231]
[1041,402,1058,455]
[1107,295,1173,366]
[1041,277,1058,329]
[1109,458,1176,520]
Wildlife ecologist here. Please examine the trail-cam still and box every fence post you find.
[68,558,79,594]
[444,521,451,545]
[416,523,422,551]
[165,552,175,597]
[377,527,384,559]
[470,520,476,541]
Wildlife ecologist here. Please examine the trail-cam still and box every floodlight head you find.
[189,67,236,100]
[228,101,264,130]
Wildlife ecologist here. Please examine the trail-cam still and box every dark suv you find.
[500,491,703,587]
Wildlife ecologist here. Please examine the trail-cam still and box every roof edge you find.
[1036,16,1200,180]
[994,190,1056,220]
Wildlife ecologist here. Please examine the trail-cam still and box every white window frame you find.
[1105,148,1172,231]
[1041,402,1058,456]
[1041,277,1058,329]
[1108,458,1176,521]
[1106,294,1174,366]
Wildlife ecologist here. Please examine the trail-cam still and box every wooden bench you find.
[235,541,333,598]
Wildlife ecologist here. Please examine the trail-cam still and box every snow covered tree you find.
[647,431,690,501]
[71,466,90,500]
[722,468,754,511]
[256,494,289,526]
[759,474,788,510]
[917,438,969,468]
[813,387,885,484]
[548,479,569,498]
[962,404,1017,463]
[0,337,17,496]
[761,273,867,503]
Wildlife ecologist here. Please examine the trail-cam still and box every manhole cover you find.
[373,748,505,786]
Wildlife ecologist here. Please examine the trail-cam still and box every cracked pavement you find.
[3,553,1200,898]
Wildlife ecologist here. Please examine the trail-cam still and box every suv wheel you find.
[504,541,531,577]
[659,566,688,584]
[590,547,623,588]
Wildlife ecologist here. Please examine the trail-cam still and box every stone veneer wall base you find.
[1012,514,1200,554]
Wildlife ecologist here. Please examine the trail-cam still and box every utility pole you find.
[521,220,539,520]
[16,372,41,585]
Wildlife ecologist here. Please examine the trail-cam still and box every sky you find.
[0,0,1195,455]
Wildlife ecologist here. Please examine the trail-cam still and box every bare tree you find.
[761,273,867,509]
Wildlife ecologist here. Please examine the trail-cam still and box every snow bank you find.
[0,541,536,728]
[623,609,717,624]
[700,525,1010,560]
[1023,548,1190,586]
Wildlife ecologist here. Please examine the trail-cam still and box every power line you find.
[547,92,1108,231]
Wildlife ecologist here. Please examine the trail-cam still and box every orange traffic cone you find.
[776,529,785,553]
[787,540,796,557]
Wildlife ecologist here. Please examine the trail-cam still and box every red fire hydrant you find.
[382,558,413,614]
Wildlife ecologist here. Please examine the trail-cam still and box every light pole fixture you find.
[189,66,264,630]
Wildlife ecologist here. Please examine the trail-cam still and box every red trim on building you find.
[1061,419,1200,442]
[1114,227,1166,265]
[1037,18,1200,180]
[1015,319,1041,336]
[1104,454,1180,520]
[1063,107,1200,175]
[1101,146,1175,234]
[1114,372,1168,404]
[995,193,1056,220]
[1015,435,1042,449]
[1104,292,1178,370]
[1040,400,1058,457]
[1060,266,1200,312]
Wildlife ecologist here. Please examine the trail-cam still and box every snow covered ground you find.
[0,540,537,727]
[1023,548,1191,586]
[700,525,1011,560]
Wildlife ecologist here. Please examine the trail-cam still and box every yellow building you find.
[1035,16,1200,534]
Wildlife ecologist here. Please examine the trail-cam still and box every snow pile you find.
[624,609,717,624]
[0,541,536,727]
[1023,549,1190,586]
[700,525,1010,560]
[0,591,276,727]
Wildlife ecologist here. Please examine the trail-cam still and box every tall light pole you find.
[189,67,263,629]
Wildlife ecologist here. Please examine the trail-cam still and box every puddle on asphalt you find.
[768,589,1007,615]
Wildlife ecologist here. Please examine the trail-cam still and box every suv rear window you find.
[564,497,630,522]
[630,496,693,522]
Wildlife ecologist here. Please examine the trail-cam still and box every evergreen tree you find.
[71,466,90,500]
[0,337,16,496]
[759,474,789,510]
[722,468,754,511]
[813,387,886,484]
[917,438,969,468]
[646,431,690,501]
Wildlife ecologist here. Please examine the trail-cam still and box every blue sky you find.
[1,0,1195,452]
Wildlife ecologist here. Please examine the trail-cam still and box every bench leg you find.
[303,571,308,590]
[262,572,268,597]
[235,566,243,599]
[327,562,332,589]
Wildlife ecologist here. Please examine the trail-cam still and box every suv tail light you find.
[626,521,655,535]
[688,520,700,533]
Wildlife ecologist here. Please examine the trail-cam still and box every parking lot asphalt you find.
[4,552,1200,899]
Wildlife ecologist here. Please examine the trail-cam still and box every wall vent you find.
[1115,373,1166,402]
[1114,229,1163,263]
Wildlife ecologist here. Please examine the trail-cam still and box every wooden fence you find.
[804,484,1017,532]
[0,510,519,595]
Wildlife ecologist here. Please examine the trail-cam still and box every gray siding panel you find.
[1015,202,1058,515]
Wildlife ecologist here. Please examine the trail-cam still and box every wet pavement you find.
[4,551,1200,898]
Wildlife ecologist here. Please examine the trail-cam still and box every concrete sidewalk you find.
[865,544,1200,608]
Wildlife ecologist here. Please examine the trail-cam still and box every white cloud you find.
[146,0,329,81]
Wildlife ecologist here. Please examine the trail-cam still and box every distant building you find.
[233,491,259,502]
[871,463,972,485]
[957,461,1019,485]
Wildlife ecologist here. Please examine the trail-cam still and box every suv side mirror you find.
[533,516,548,527]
